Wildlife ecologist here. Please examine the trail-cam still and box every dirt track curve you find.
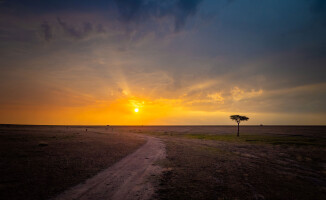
[54,136,166,200]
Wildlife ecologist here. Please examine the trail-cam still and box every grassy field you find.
[183,133,326,147]
[0,125,145,200]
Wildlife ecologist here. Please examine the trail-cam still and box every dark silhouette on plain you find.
[230,115,249,137]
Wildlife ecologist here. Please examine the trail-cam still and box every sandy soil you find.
[54,136,166,200]
[0,126,145,200]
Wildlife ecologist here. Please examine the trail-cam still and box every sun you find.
[134,108,139,113]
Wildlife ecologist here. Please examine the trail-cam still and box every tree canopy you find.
[230,115,249,124]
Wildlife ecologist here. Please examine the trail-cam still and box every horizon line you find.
[1,124,326,127]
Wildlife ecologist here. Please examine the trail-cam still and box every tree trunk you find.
[237,123,240,137]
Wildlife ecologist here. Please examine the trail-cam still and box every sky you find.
[0,0,325,125]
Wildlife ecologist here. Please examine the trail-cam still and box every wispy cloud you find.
[0,0,326,124]
[40,21,52,42]
[57,18,94,40]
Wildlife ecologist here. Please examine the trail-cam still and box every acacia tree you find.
[230,115,249,137]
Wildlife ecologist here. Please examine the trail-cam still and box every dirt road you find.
[54,136,165,200]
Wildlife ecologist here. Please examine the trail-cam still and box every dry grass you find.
[0,125,145,200]
[1,125,325,200]
[156,138,326,200]
[135,126,326,200]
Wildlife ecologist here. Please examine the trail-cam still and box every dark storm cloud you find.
[1,0,203,32]
[38,19,107,42]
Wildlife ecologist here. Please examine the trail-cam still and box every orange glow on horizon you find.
[1,91,324,125]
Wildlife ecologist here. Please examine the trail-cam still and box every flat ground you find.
[55,136,165,200]
[131,126,326,200]
[0,125,145,200]
[1,125,326,200]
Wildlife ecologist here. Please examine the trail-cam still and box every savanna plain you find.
[0,125,325,200]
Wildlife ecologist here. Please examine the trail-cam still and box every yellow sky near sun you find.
[0,96,182,125]
[1,67,326,125]
[1,93,324,125]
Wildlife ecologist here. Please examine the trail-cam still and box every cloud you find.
[37,18,108,42]
[2,0,203,33]
[231,87,263,101]
[96,24,106,33]
[1,0,326,124]
[105,0,204,31]
[114,0,143,22]
[40,21,52,42]
[57,18,94,40]
[174,0,202,31]
[207,92,224,104]
[0,0,204,45]
[107,0,204,33]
